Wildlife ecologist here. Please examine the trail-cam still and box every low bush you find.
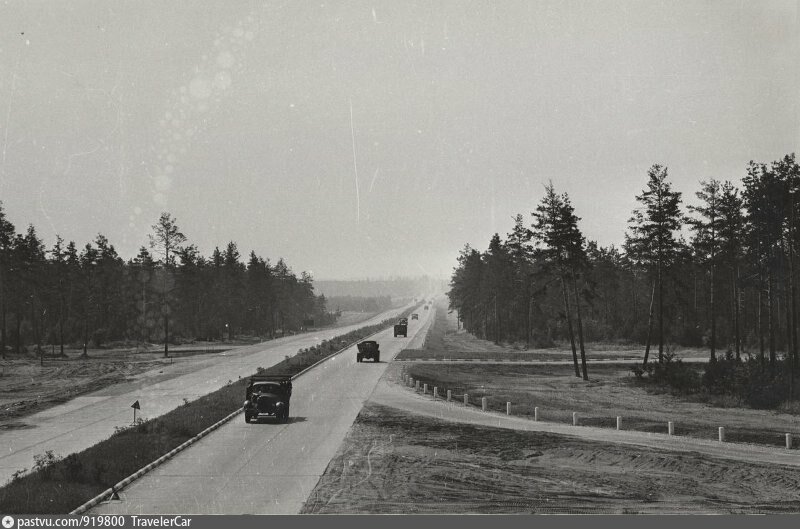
[631,348,799,410]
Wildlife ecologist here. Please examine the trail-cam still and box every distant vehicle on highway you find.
[399,317,408,325]
[356,340,380,362]
[394,322,408,337]
[244,375,292,423]
[411,313,419,320]
[424,305,429,310]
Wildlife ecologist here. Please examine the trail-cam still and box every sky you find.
[0,1,797,280]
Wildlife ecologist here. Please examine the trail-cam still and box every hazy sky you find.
[0,1,797,280]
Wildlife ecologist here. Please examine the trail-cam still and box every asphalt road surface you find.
[90,305,435,514]
[0,305,412,485]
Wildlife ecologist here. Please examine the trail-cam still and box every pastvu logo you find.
[1,515,14,528]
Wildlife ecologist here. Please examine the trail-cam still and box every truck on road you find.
[356,340,380,362]
[244,375,292,423]
[394,322,408,337]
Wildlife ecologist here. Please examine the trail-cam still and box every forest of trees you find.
[0,210,336,357]
[448,154,799,397]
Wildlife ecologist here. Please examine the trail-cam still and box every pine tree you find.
[688,179,723,360]
[532,183,589,378]
[718,181,745,359]
[0,202,16,358]
[627,165,684,364]
[149,213,187,357]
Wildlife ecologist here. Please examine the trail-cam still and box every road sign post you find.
[131,400,140,424]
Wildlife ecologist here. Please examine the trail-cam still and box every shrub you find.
[33,451,62,480]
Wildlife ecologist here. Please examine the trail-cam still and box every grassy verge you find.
[0,305,418,514]
[395,349,643,361]
[403,363,800,450]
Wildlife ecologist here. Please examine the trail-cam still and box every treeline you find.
[326,295,394,313]
[0,210,336,357]
[449,154,799,391]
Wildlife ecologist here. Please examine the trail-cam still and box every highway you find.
[90,305,434,514]
[0,305,412,485]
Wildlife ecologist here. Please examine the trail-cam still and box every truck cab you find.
[356,340,380,362]
[244,376,292,423]
[394,322,408,337]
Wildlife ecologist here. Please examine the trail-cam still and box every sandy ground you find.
[0,311,376,424]
[302,301,800,514]
[303,403,800,514]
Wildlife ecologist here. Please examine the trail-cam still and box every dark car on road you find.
[244,375,292,423]
[356,340,380,362]
[411,313,419,320]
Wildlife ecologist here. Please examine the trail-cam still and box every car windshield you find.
[253,383,281,394]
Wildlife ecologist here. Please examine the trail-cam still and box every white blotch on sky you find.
[146,6,264,207]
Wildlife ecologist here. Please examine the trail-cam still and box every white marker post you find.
[423,383,427,394]
[433,387,438,399]
[447,390,452,402]
[534,407,539,422]
[572,412,578,426]
[506,402,511,415]
[464,394,469,406]
[616,416,622,430]
[718,427,725,442]
[481,397,487,411]
[668,421,674,436]
[786,433,793,449]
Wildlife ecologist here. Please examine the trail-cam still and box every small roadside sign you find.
[131,400,140,423]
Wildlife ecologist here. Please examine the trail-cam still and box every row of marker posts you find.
[400,372,795,449]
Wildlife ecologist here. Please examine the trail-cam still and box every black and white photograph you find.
[0,0,799,519]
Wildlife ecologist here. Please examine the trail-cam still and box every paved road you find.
[90,305,435,514]
[0,305,413,485]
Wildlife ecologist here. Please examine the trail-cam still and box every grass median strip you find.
[0,306,419,515]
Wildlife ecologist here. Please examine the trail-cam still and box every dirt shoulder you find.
[302,402,800,514]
